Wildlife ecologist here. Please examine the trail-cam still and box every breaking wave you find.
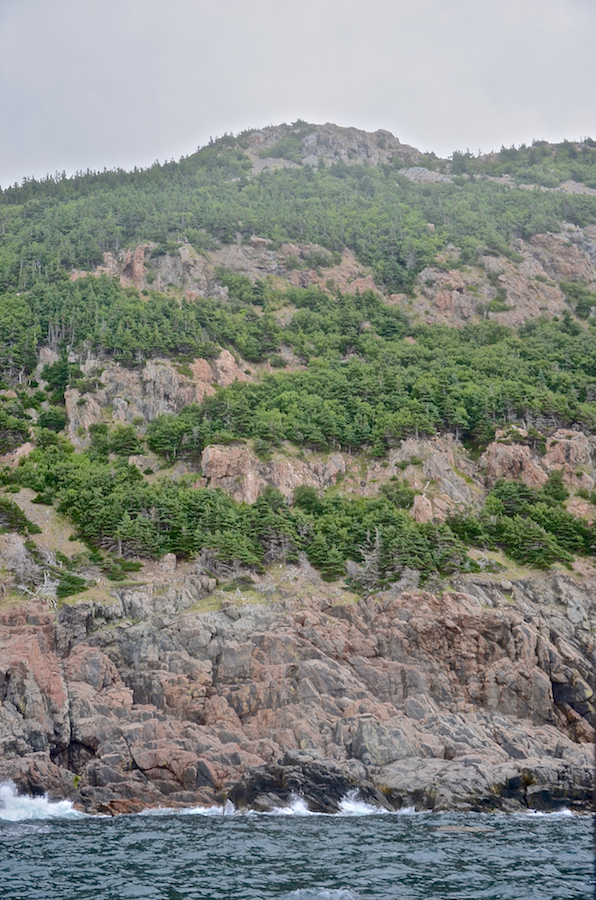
[141,798,237,816]
[269,795,317,816]
[0,782,83,822]
[143,792,415,818]
[338,790,416,816]
[524,807,575,817]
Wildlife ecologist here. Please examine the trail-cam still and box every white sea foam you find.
[270,795,317,816]
[524,808,575,818]
[142,794,417,818]
[141,799,237,817]
[0,782,83,822]
[141,797,320,818]
[281,890,359,900]
[0,823,52,839]
[337,791,389,816]
[183,798,237,816]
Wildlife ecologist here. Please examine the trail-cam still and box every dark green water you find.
[0,786,592,899]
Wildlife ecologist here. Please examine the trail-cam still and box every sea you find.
[0,782,592,900]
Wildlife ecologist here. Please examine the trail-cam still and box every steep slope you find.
[67,220,596,331]
[0,123,595,813]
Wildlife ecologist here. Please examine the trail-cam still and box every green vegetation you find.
[56,571,89,600]
[0,276,284,375]
[4,280,596,582]
[1,128,596,586]
[4,443,472,585]
[147,313,596,457]
[560,281,596,319]
[7,430,595,580]
[448,472,593,568]
[0,405,30,453]
[2,133,596,297]
[0,496,42,535]
[447,139,596,188]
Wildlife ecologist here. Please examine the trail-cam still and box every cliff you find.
[0,563,592,815]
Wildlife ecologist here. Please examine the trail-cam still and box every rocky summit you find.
[0,122,595,814]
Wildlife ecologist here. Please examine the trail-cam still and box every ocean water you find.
[0,783,592,900]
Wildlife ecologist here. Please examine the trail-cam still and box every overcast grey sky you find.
[0,0,594,187]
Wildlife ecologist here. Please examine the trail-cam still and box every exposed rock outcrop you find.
[69,220,596,334]
[64,351,252,444]
[200,444,346,503]
[481,436,548,489]
[398,167,452,185]
[73,237,382,303]
[282,245,381,297]
[0,567,592,815]
[120,244,150,289]
[194,426,596,517]
[480,428,596,493]
[525,229,596,283]
[412,224,596,328]
[243,123,420,173]
[197,434,479,511]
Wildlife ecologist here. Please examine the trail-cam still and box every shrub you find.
[109,424,142,456]
[56,573,88,599]
[380,477,416,509]
[0,496,42,535]
[38,407,67,432]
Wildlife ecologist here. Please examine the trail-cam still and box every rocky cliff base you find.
[0,567,593,816]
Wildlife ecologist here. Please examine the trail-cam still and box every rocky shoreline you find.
[0,566,593,816]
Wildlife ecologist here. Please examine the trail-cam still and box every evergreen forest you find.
[2,124,596,595]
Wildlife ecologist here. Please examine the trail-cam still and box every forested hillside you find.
[2,122,596,599]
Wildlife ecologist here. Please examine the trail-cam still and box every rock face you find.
[69,210,596,334]
[412,224,596,328]
[200,445,346,503]
[197,434,480,511]
[0,568,592,815]
[244,123,421,172]
[481,428,596,493]
[282,245,381,297]
[120,244,150,289]
[64,351,251,443]
[398,167,452,185]
[73,236,383,303]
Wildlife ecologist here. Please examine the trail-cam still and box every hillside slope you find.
[0,123,594,812]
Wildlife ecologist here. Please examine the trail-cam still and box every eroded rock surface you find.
[200,444,347,503]
[244,123,420,173]
[69,219,596,334]
[64,351,251,444]
[481,428,596,494]
[412,224,596,328]
[0,568,592,815]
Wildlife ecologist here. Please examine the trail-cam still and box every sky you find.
[0,0,595,188]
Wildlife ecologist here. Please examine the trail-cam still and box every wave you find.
[141,799,237,817]
[257,793,397,817]
[142,793,415,818]
[0,782,83,822]
[337,790,417,816]
[524,808,575,818]
[280,891,359,900]
[265,795,319,817]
